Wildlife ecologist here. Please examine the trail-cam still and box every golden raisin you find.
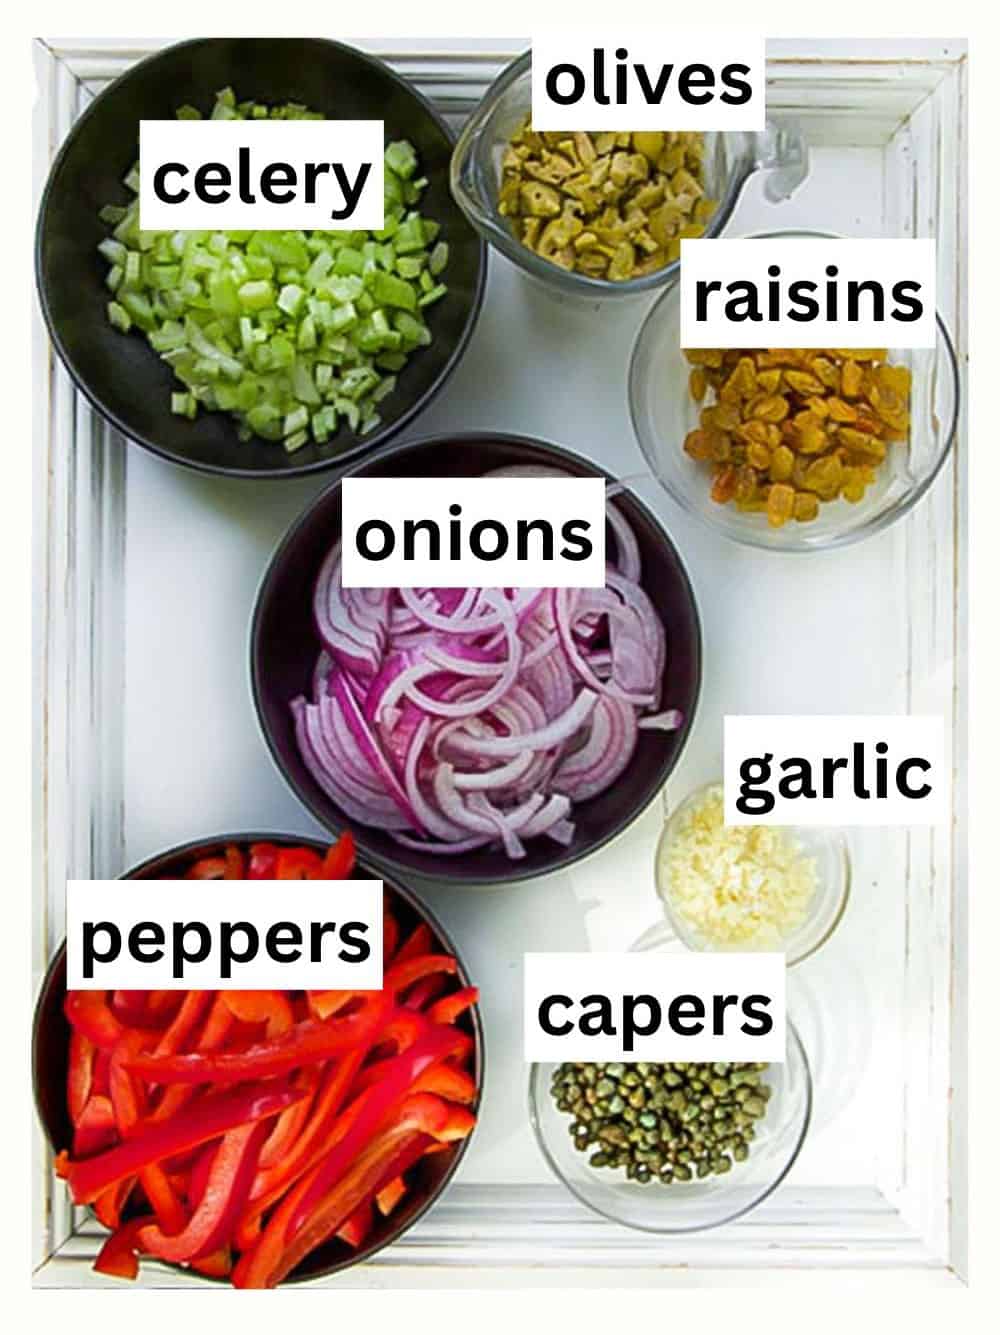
[689,368,707,402]
[792,492,819,522]
[766,483,796,527]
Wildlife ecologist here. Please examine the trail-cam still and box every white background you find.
[11,4,990,1324]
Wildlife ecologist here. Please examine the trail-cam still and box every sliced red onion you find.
[291,476,679,859]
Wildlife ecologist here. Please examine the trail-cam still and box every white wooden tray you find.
[32,36,967,1286]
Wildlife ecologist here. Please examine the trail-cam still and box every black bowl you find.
[35,38,486,478]
[251,433,703,886]
[32,833,484,1284]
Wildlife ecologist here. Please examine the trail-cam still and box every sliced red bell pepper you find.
[152,990,214,1058]
[125,996,387,1086]
[191,1246,232,1278]
[221,990,294,1038]
[383,954,457,998]
[374,1174,407,1216]
[67,1030,96,1124]
[321,831,356,879]
[73,1094,118,1156]
[138,1120,270,1264]
[93,1179,132,1230]
[67,1081,303,1205]
[258,1066,319,1169]
[185,856,228,880]
[410,1060,477,1105]
[109,1031,188,1235]
[435,1104,476,1143]
[428,986,479,1026]
[275,847,324,879]
[64,991,125,1049]
[93,1215,154,1280]
[147,995,235,1125]
[235,1047,374,1249]
[403,976,448,1011]
[391,922,433,965]
[247,842,280,879]
[335,1200,372,1248]
[306,988,363,1021]
[234,1095,449,1289]
[287,1023,463,1237]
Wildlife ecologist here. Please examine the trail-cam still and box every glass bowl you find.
[628,229,961,549]
[648,781,850,967]
[529,1025,811,1233]
[450,51,808,301]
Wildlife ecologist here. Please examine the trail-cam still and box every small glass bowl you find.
[649,781,850,967]
[450,52,808,302]
[628,230,961,550]
[529,1025,811,1233]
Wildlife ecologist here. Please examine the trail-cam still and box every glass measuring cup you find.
[450,50,809,300]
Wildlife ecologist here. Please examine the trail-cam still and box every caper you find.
[551,1062,771,1188]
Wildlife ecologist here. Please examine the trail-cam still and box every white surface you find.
[34,37,966,1280]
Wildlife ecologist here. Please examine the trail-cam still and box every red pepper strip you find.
[109,1032,188,1236]
[403,975,449,1011]
[382,909,400,967]
[187,1143,216,1210]
[236,1096,449,1289]
[410,1060,478,1105]
[383,954,457,998]
[221,990,294,1038]
[73,1095,118,1156]
[235,1048,375,1249]
[67,1030,96,1123]
[321,831,356,879]
[428,986,480,1026]
[152,990,214,1058]
[125,996,387,1086]
[288,1023,463,1238]
[138,1120,270,1264]
[375,1174,408,1217]
[392,922,433,965]
[65,991,124,1049]
[306,988,362,1021]
[275,847,324,879]
[223,845,246,878]
[185,856,229,879]
[258,1066,320,1169]
[93,1179,132,1229]
[436,1104,476,1142]
[93,1215,154,1281]
[248,842,280,879]
[67,1081,303,1205]
[336,1201,373,1249]
[191,1246,232,1278]
[147,995,235,1125]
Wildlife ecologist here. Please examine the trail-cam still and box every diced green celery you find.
[284,405,309,436]
[176,104,201,120]
[394,216,426,255]
[107,301,132,333]
[429,242,449,277]
[371,270,417,311]
[315,363,333,393]
[284,429,309,453]
[328,302,358,333]
[376,351,407,372]
[360,409,381,435]
[105,265,123,293]
[297,315,317,350]
[334,397,360,431]
[418,283,447,307]
[372,375,397,403]
[306,250,333,287]
[292,361,321,406]
[385,141,418,180]
[277,284,305,316]
[99,205,127,226]
[124,164,141,193]
[396,255,423,280]
[238,280,275,311]
[334,247,364,277]
[171,391,197,418]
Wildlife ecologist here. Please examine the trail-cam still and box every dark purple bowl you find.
[35,37,486,478]
[250,432,702,886]
[31,833,483,1284]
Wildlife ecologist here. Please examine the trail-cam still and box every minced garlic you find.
[658,785,817,949]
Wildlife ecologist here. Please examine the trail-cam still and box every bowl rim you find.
[653,779,852,967]
[450,49,752,299]
[33,35,489,481]
[30,830,485,1284]
[527,1021,813,1234]
[248,429,703,887]
[627,227,962,551]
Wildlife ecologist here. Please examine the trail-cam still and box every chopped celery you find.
[97,89,448,450]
